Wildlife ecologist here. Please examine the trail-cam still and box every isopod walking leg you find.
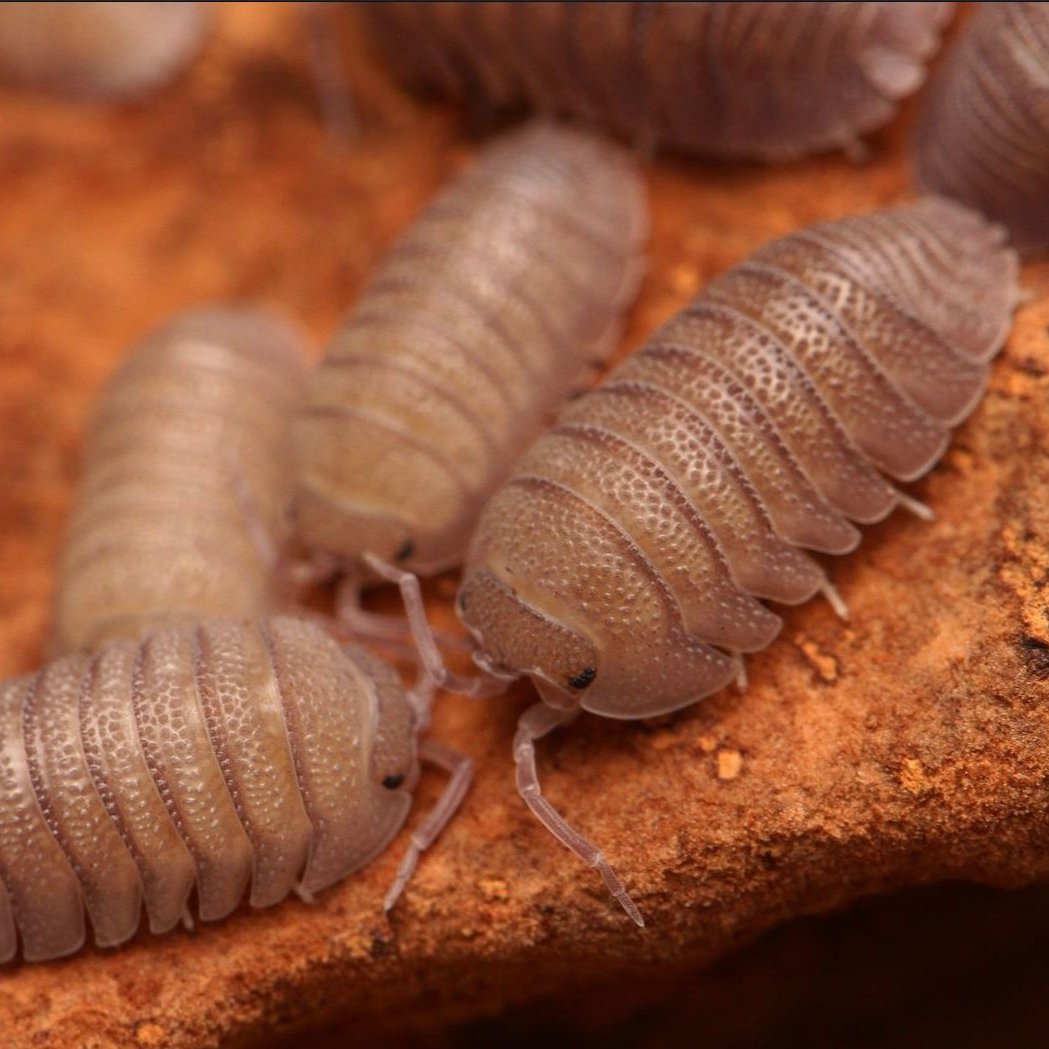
[335,575,470,656]
[514,702,645,927]
[363,552,514,698]
[385,740,474,912]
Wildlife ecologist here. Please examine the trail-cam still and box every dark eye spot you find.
[567,666,596,690]
[394,540,415,562]
[382,773,405,790]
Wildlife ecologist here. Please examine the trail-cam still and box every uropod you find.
[363,2,952,161]
[0,616,468,963]
[438,197,1019,923]
[54,307,309,654]
[291,121,647,604]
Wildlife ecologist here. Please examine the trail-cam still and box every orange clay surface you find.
[0,5,1048,1047]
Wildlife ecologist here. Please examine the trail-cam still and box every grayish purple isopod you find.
[913,2,1049,256]
[291,121,646,584]
[362,2,952,161]
[54,307,308,654]
[0,615,467,962]
[451,197,1019,922]
[0,2,206,100]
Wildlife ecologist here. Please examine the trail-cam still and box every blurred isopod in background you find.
[53,307,308,654]
[361,2,953,161]
[0,2,207,100]
[914,1,1049,256]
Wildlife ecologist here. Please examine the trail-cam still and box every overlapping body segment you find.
[54,307,308,653]
[914,3,1049,256]
[292,121,647,577]
[0,617,418,963]
[460,198,1019,719]
[364,2,951,161]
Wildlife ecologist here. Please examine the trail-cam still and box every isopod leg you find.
[335,575,470,658]
[335,576,420,660]
[513,702,645,927]
[385,740,474,913]
[362,552,515,699]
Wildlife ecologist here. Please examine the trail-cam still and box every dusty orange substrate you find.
[0,5,1048,1047]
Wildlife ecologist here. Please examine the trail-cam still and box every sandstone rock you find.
[0,5,1047,1046]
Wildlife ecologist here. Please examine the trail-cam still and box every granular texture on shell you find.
[0,2,206,100]
[292,121,646,576]
[460,197,1019,719]
[913,2,1049,257]
[0,616,418,963]
[54,307,308,653]
[363,2,952,161]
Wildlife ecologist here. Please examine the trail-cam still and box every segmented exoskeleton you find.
[54,307,308,654]
[292,121,647,582]
[0,2,206,100]
[914,2,1049,256]
[363,2,951,161]
[0,616,449,962]
[452,197,1019,923]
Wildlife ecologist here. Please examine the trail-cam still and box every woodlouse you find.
[291,121,646,581]
[0,615,462,962]
[450,197,1019,922]
[362,2,952,161]
[54,307,308,654]
[0,2,206,100]
[913,2,1049,257]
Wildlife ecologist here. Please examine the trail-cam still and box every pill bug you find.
[54,307,308,654]
[0,615,462,962]
[453,196,1019,922]
[291,121,646,582]
[362,2,952,162]
[913,2,1049,257]
[0,2,206,100]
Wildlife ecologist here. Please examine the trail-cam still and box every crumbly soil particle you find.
[0,4,1047,1047]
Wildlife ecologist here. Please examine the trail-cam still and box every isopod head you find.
[458,553,736,722]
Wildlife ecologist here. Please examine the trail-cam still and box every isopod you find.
[913,2,1049,256]
[291,121,646,584]
[435,196,1019,923]
[0,2,206,100]
[362,2,952,161]
[0,615,470,962]
[54,307,308,654]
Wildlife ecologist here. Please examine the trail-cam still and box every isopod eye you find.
[382,772,405,790]
[567,666,596,690]
[394,539,415,563]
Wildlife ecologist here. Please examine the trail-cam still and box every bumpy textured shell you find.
[292,122,646,575]
[0,616,417,963]
[54,308,308,653]
[364,2,951,161]
[460,197,1019,719]
[914,2,1049,257]
[0,2,206,100]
